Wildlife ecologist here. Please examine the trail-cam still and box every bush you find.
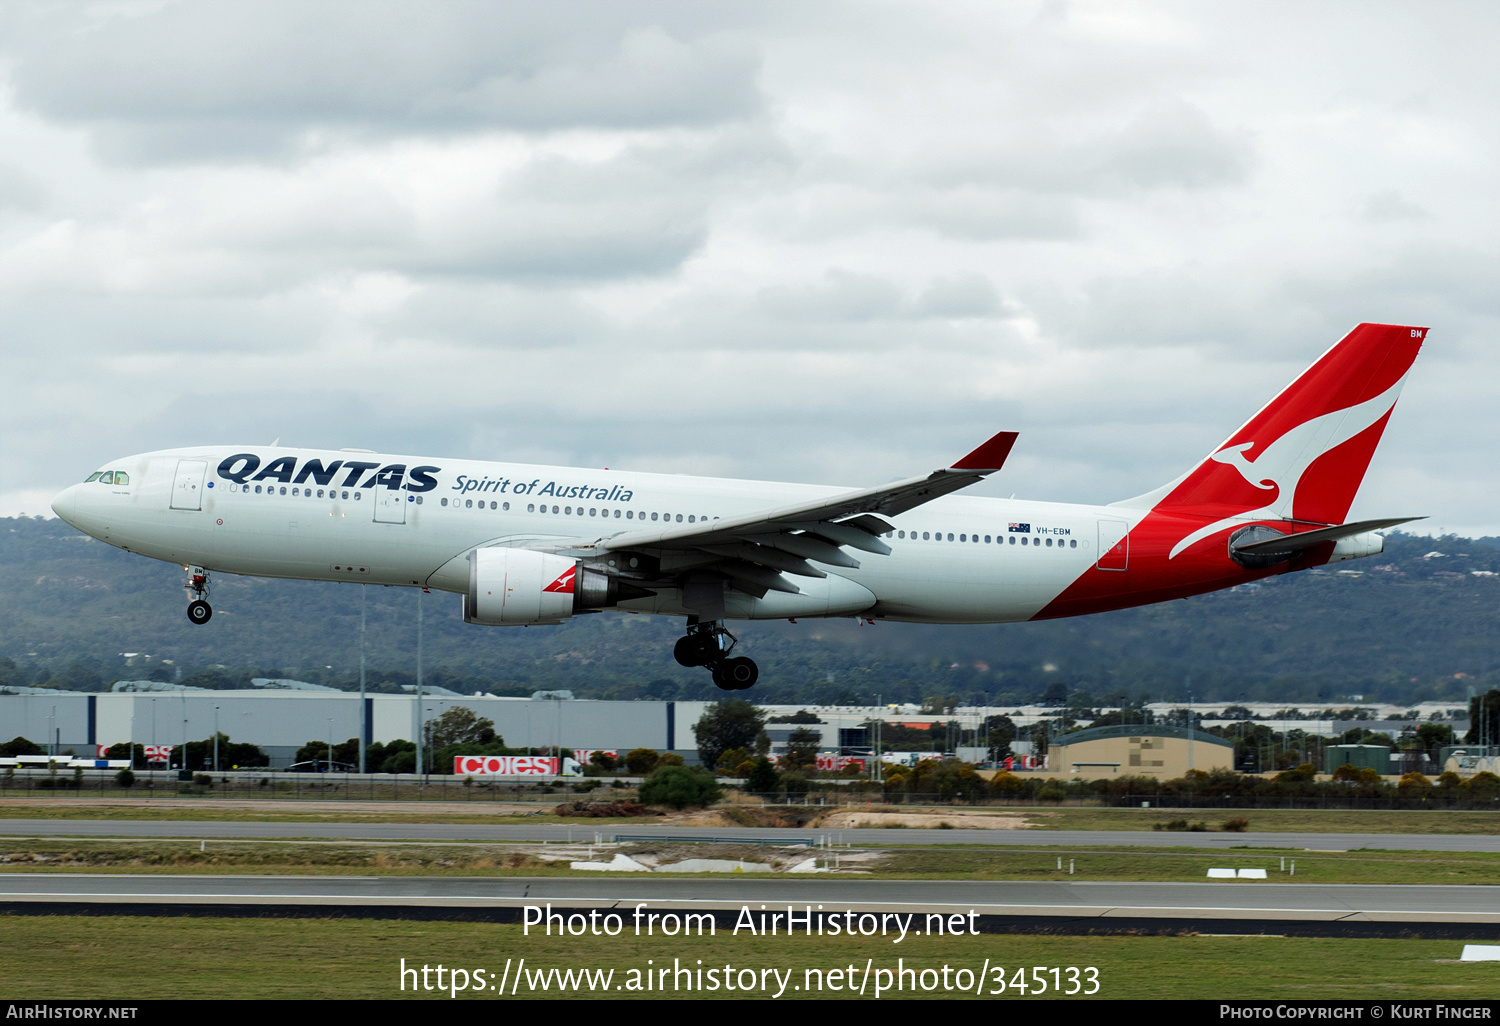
[744,757,779,794]
[193,773,213,787]
[780,772,811,797]
[1036,782,1067,803]
[637,765,722,809]
[1397,772,1432,795]
[657,752,685,768]
[715,747,751,775]
[114,768,135,788]
[1221,817,1250,832]
[989,772,1028,797]
[623,748,660,775]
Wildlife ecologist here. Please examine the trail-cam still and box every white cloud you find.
[0,1,1497,534]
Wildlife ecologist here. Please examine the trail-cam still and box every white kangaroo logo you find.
[1168,371,1410,558]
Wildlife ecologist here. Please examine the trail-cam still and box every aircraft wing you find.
[585,431,1018,604]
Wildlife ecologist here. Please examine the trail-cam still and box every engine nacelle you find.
[463,547,650,625]
[464,547,580,625]
[1328,530,1384,563]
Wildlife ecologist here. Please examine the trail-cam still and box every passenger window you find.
[984,535,991,543]
[1046,538,1053,547]
[551,505,559,514]
[292,488,299,496]
[1070,539,1077,548]
[626,511,633,519]
[416,495,424,505]
[341,491,349,500]
[503,502,510,511]
[613,509,620,518]
[279,486,286,495]
[688,515,695,523]
[590,508,597,517]
[442,498,449,507]
[1008,536,1015,545]
[946,533,953,541]
[651,513,658,521]
[354,492,361,500]
[897,530,905,539]
[465,499,472,508]
[676,514,683,523]
[922,531,930,540]
[959,534,966,542]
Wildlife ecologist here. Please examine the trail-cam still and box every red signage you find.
[453,755,560,777]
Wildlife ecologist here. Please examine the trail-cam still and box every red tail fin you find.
[1146,324,1424,532]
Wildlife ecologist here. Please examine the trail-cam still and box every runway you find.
[0,818,1496,852]
[1,874,1495,936]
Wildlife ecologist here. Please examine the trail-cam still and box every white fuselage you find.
[51,445,1139,625]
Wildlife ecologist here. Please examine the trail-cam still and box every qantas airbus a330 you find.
[51,323,1425,690]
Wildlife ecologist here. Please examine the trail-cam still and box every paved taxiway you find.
[0,819,1495,852]
[0,875,1494,927]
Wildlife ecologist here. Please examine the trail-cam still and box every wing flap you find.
[592,430,1018,604]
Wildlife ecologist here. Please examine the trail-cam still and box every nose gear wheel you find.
[184,565,212,625]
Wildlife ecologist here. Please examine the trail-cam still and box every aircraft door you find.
[170,460,208,511]
[373,486,407,524]
[1096,519,1129,571]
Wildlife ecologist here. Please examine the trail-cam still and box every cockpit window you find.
[114,472,129,485]
[85,472,103,483]
[98,471,115,485]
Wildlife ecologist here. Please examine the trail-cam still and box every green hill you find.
[2,517,1496,706]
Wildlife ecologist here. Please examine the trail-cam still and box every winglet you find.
[951,431,1018,472]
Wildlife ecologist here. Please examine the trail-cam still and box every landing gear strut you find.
[674,618,758,690]
[185,565,212,625]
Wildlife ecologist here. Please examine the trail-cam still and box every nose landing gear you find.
[673,619,758,690]
[184,565,212,624]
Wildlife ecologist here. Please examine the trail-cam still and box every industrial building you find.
[1047,724,1234,779]
[0,686,1014,769]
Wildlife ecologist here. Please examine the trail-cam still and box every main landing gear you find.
[185,565,212,625]
[674,619,758,690]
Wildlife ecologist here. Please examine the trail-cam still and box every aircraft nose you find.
[51,484,84,528]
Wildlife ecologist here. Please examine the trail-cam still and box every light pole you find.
[213,706,220,773]
[415,589,424,778]
[327,718,334,774]
[359,585,367,774]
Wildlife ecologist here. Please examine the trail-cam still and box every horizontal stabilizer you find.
[1230,516,1425,556]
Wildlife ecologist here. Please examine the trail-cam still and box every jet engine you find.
[463,546,650,625]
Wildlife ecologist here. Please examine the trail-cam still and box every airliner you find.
[51,323,1425,690]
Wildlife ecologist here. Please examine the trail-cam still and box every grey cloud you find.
[920,100,1251,198]
[0,164,47,210]
[1362,191,1432,224]
[757,270,903,322]
[913,274,1002,318]
[1095,101,1252,191]
[757,270,1009,325]
[4,2,766,162]
[906,189,1081,241]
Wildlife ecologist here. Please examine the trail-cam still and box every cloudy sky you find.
[2,1,1496,534]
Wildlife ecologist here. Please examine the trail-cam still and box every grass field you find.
[3,838,1499,884]
[1,915,1492,1000]
[1,799,1498,834]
